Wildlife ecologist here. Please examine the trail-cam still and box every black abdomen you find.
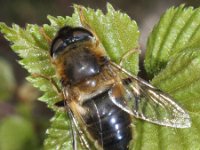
[82,89,132,150]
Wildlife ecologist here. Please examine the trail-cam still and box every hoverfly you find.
[49,16,191,150]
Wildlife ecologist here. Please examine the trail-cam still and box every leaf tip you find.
[0,22,9,34]
[106,3,115,11]
[73,3,86,13]
[47,15,56,24]
[0,22,6,29]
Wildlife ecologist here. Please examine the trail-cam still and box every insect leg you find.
[119,48,140,67]
[121,77,141,114]
[77,5,91,31]
[31,73,61,95]
[92,100,104,148]
[64,101,91,150]
[76,5,100,47]
[64,102,78,150]
[39,27,52,44]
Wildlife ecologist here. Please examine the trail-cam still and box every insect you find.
[50,25,191,150]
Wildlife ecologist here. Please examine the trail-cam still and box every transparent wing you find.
[55,99,91,150]
[108,62,191,128]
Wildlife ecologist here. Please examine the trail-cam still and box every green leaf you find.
[0,58,16,100]
[134,45,200,150]
[152,47,200,109]
[0,116,38,150]
[78,3,140,74]
[140,5,200,150]
[44,113,72,150]
[0,3,139,150]
[3,3,199,150]
[145,5,200,77]
[0,22,60,108]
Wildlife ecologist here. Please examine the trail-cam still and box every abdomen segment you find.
[82,89,132,150]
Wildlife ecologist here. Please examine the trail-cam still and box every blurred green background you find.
[0,0,199,150]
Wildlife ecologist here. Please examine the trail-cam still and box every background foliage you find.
[1,2,200,150]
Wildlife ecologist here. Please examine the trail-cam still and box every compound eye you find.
[50,37,65,57]
[50,26,94,57]
[72,30,93,39]
[52,38,63,51]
